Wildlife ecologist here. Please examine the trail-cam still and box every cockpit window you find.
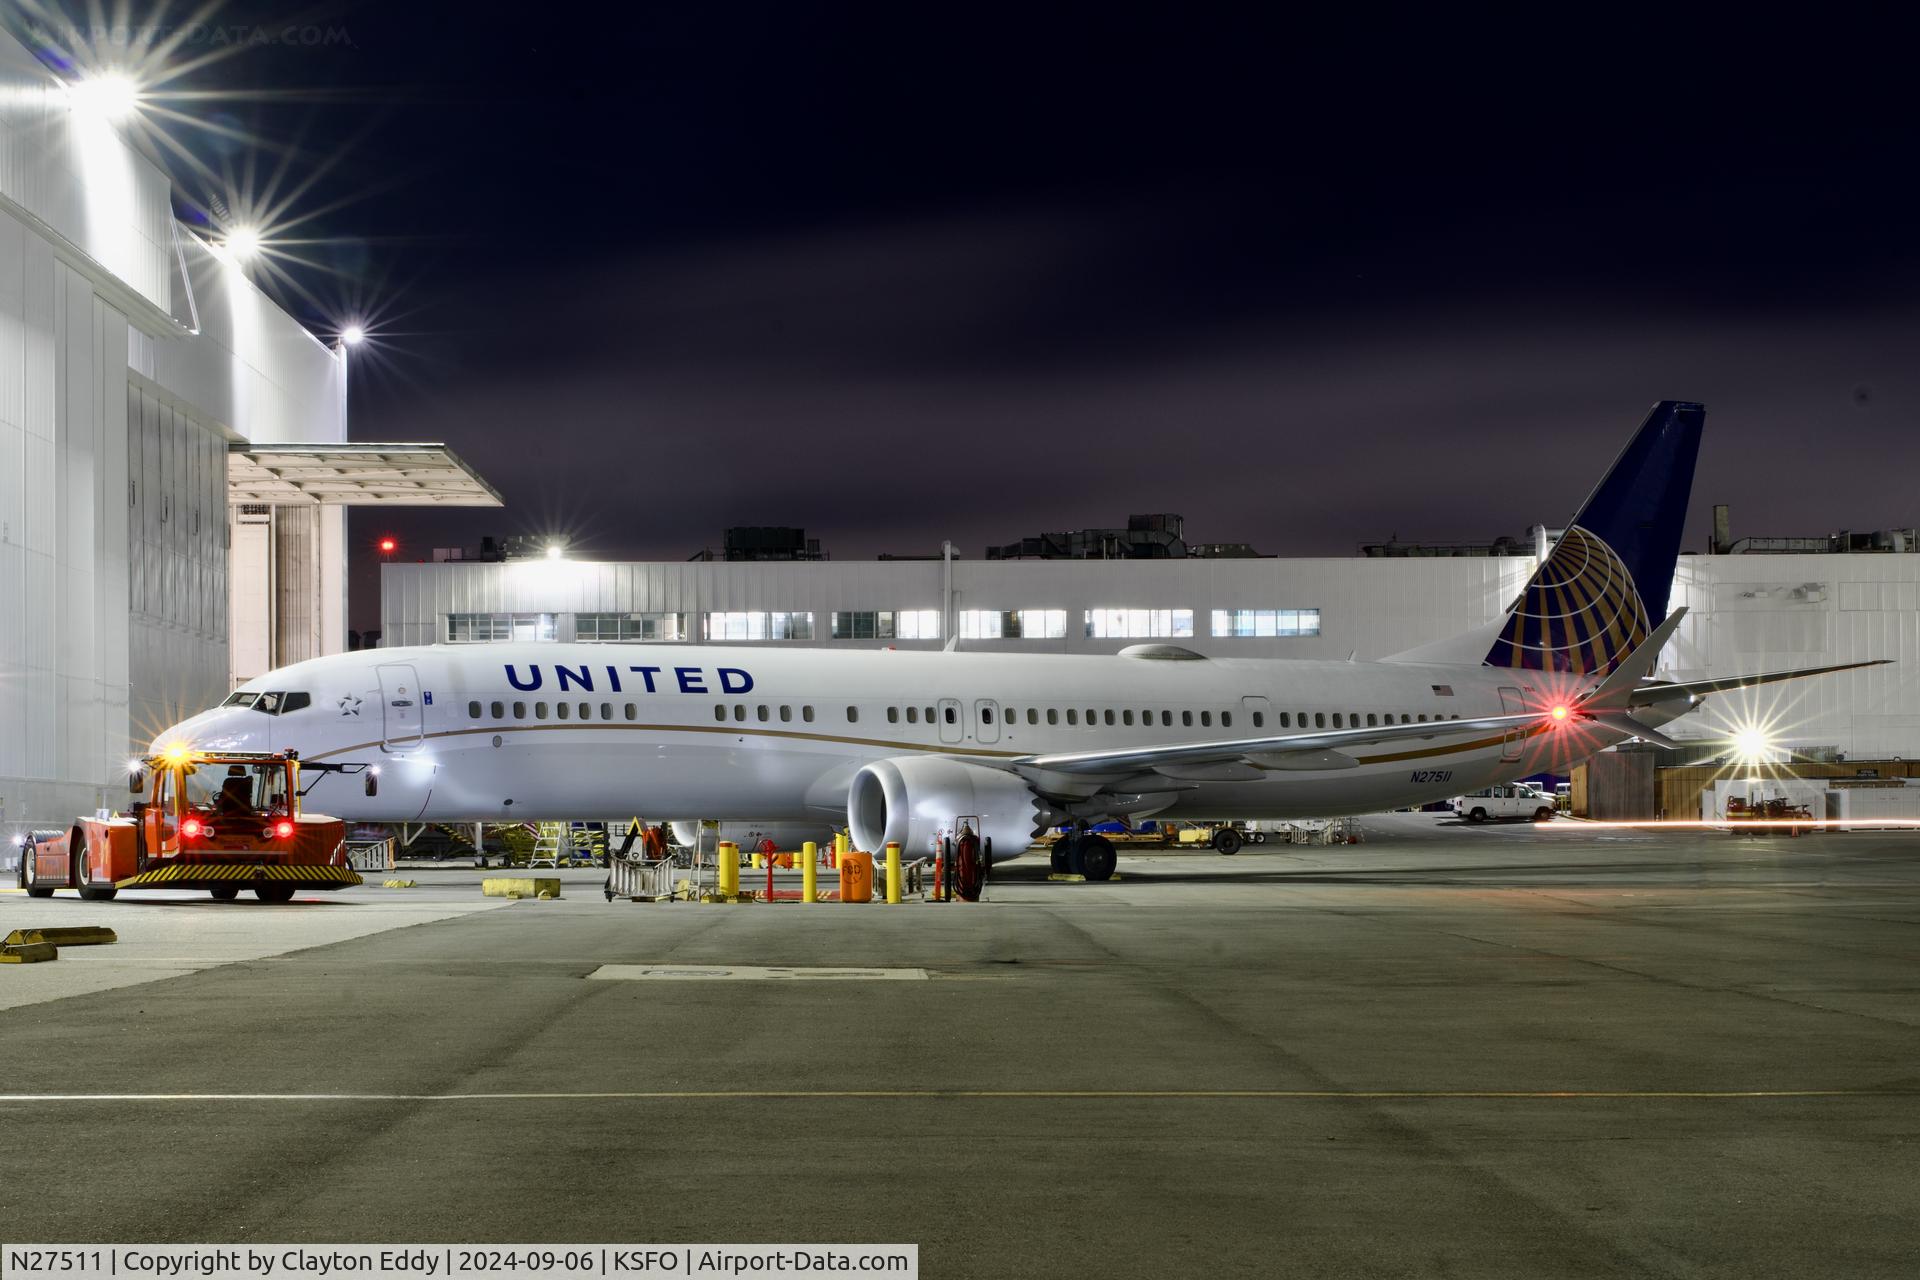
[221,691,310,715]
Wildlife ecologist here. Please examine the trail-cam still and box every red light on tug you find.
[181,817,203,838]
[275,819,295,839]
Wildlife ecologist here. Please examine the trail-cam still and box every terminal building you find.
[381,521,1920,760]
[0,29,496,841]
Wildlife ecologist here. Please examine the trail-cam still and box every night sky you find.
[26,4,1920,631]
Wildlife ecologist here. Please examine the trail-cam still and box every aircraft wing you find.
[1627,659,1892,708]
[1011,713,1546,778]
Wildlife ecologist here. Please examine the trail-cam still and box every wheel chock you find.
[483,877,561,899]
[0,941,58,963]
[382,879,417,889]
[1045,874,1124,883]
[6,926,117,946]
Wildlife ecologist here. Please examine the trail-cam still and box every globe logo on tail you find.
[1485,526,1651,674]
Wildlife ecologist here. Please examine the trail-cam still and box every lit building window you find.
[576,612,692,642]
[446,613,557,643]
[703,611,815,641]
[1209,609,1322,638]
[957,609,1069,640]
[1084,608,1194,639]
[831,609,941,640]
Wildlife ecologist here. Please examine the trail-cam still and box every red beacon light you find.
[378,537,397,555]
[274,819,295,839]
[1549,705,1571,723]
[181,817,204,839]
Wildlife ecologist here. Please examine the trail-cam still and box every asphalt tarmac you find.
[3,814,1917,1278]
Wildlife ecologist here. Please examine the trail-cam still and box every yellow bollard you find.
[802,841,818,904]
[717,840,738,898]
[885,841,902,904]
[833,831,850,870]
[751,850,764,869]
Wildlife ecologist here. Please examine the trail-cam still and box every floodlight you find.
[67,72,140,120]
[341,324,366,346]
[1732,727,1772,763]
[546,541,565,560]
[224,226,262,261]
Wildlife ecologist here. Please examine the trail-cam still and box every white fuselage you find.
[156,643,1674,843]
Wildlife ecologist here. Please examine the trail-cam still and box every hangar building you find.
[0,30,496,842]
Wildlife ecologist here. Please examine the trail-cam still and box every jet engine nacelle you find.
[847,756,1042,863]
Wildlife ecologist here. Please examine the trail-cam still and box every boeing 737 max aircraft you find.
[153,401,1884,879]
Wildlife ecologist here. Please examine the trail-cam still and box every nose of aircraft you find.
[150,706,269,756]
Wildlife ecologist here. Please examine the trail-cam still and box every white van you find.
[1451,784,1557,823]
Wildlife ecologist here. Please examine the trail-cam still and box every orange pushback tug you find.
[18,748,375,903]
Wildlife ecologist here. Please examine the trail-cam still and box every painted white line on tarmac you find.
[0,1088,1908,1103]
[587,964,927,981]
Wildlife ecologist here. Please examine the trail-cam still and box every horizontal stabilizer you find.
[1581,711,1684,751]
[1582,608,1688,709]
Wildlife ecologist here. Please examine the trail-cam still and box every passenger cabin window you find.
[1123,710,1134,726]
[847,706,859,723]
[491,701,505,719]
[579,702,591,719]
[982,707,994,724]
[802,706,815,722]
[600,703,612,720]
[557,703,570,720]
[1027,709,1039,725]
[625,704,637,720]
[1067,709,1079,726]
[513,701,526,719]
[1182,711,1193,727]
[944,706,957,724]
[1221,712,1232,728]
[714,705,727,722]
[1103,710,1115,726]
[468,701,481,719]
[1162,710,1173,727]
[1315,713,1326,728]
[1047,709,1059,725]
[535,702,549,720]
[734,705,746,721]
[757,705,770,722]
[780,706,792,722]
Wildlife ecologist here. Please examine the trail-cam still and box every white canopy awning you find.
[227,443,503,506]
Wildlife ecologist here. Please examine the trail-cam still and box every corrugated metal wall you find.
[126,381,228,746]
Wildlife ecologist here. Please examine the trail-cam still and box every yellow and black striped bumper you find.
[114,864,363,890]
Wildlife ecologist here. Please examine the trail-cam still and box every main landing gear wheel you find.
[1212,828,1243,856]
[209,886,240,901]
[22,842,53,898]
[75,835,117,901]
[254,883,296,904]
[1077,835,1118,882]
[1050,837,1076,873]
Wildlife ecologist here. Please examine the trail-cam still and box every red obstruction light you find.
[1550,705,1571,722]
[275,819,295,839]
[378,536,397,555]
[181,817,203,839]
